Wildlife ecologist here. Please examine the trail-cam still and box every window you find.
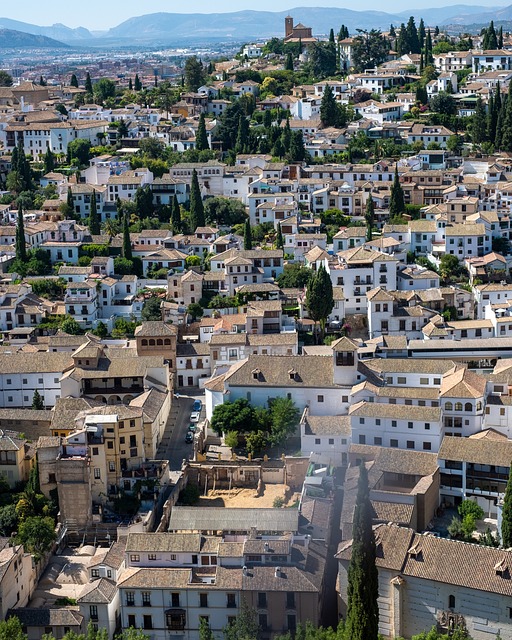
[288,614,297,631]
[359,435,366,444]
[142,592,151,606]
[109,462,115,472]
[143,615,153,630]
[90,605,98,621]
[455,402,463,411]
[317,395,324,403]
[407,441,415,449]
[286,592,295,609]
[259,614,268,630]
[390,439,398,448]
[408,422,413,429]
[91,569,99,578]
[315,438,321,445]
[200,593,208,608]
[227,593,236,608]
[420,377,429,385]
[392,420,397,427]
[423,442,432,450]
[397,377,406,384]
[329,438,334,445]
[425,423,430,430]
[445,402,453,411]
[126,592,135,606]
[148,554,156,561]
[449,595,455,609]
[94,468,100,479]
[374,437,382,446]
[130,555,140,563]
[258,592,267,608]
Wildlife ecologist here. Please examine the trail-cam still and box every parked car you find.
[185,431,194,444]
[188,423,197,432]
[193,399,202,412]
[190,411,201,423]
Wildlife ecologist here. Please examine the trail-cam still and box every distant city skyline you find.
[2,0,506,31]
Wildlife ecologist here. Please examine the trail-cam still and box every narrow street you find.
[157,389,205,471]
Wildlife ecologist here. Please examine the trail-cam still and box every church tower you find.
[285,15,294,39]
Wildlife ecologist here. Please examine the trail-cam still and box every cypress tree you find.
[396,23,407,55]
[276,223,284,249]
[471,96,487,144]
[406,16,420,54]
[329,28,335,43]
[134,74,142,91]
[43,147,55,174]
[285,52,294,71]
[500,82,512,151]
[85,72,93,93]
[425,30,433,65]
[345,464,379,640]
[122,212,132,260]
[196,113,210,151]
[483,21,498,50]
[305,264,334,341]
[418,18,426,49]
[365,193,375,241]
[15,201,27,263]
[128,78,133,91]
[70,74,78,88]
[495,105,504,150]
[189,169,205,230]
[320,84,338,127]
[289,130,306,162]
[501,463,512,547]
[89,189,100,235]
[389,167,405,216]
[17,140,32,191]
[282,118,291,152]
[243,218,253,250]
[235,114,249,154]
[171,195,182,233]
[499,26,504,49]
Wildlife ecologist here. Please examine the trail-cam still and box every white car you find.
[190,411,201,423]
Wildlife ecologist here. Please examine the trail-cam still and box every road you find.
[157,389,205,471]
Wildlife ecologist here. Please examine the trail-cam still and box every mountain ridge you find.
[0,28,69,49]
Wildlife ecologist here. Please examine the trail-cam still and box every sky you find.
[4,0,506,30]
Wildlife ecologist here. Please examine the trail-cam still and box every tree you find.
[289,130,306,162]
[389,167,405,217]
[223,599,259,640]
[196,113,210,151]
[141,296,162,322]
[439,253,461,281]
[138,137,164,159]
[134,73,142,91]
[320,84,338,127]
[0,504,18,537]
[89,189,100,236]
[224,430,239,450]
[15,202,27,263]
[430,92,457,116]
[277,263,311,288]
[0,70,13,87]
[276,223,284,249]
[483,20,498,50]
[61,316,83,335]
[285,52,294,71]
[32,390,44,410]
[189,169,205,230]
[85,72,93,93]
[199,616,215,640]
[447,134,463,155]
[365,193,375,241]
[211,399,255,435]
[93,321,108,339]
[43,147,55,174]
[244,218,253,250]
[122,213,133,260]
[352,29,389,72]
[16,515,56,560]
[70,73,78,88]
[245,430,269,456]
[204,197,246,226]
[345,464,379,640]
[269,397,299,446]
[187,302,204,321]
[185,56,206,91]
[306,264,334,340]
[502,463,512,547]
[134,185,154,219]
[0,617,26,640]
[459,499,484,521]
[67,138,91,166]
[471,96,487,144]
[93,78,116,103]
[171,195,182,232]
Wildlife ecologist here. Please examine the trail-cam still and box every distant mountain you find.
[442,3,512,25]
[0,28,69,49]
[0,17,91,42]
[105,5,509,42]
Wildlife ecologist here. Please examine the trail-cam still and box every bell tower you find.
[285,15,294,39]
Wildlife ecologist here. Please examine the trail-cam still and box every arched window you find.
[164,338,171,345]
[464,402,472,412]
[141,339,148,346]
[157,339,163,346]
[445,402,453,411]
[448,595,455,609]
[455,402,463,412]
[149,339,156,346]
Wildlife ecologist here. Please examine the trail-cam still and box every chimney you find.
[243,566,248,576]
[275,566,282,578]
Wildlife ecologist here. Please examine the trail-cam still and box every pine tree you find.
[320,84,338,127]
[487,91,497,143]
[189,169,205,230]
[365,193,375,241]
[389,167,405,216]
[70,74,78,88]
[305,264,334,341]
[345,464,379,640]
[196,113,209,151]
[32,390,44,410]
[329,28,335,43]
[389,24,396,38]
[15,201,27,263]
[243,218,253,250]
[235,114,249,154]
[501,463,512,547]
[171,195,182,233]
[276,223,284,249]
[85,72,93,93]
[89,189,100,235]
[396,24,407,55]
[122,212,132,260]
[483,20,498,50]
[425,30,434,65]
[282,118,291,152]
[495,105,504,150]
[16,140,32,191]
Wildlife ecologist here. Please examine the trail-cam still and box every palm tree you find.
[102,218,120,241]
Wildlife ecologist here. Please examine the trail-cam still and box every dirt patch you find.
[197,485,301,509]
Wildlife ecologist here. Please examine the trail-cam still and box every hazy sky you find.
[5,0,505,30]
